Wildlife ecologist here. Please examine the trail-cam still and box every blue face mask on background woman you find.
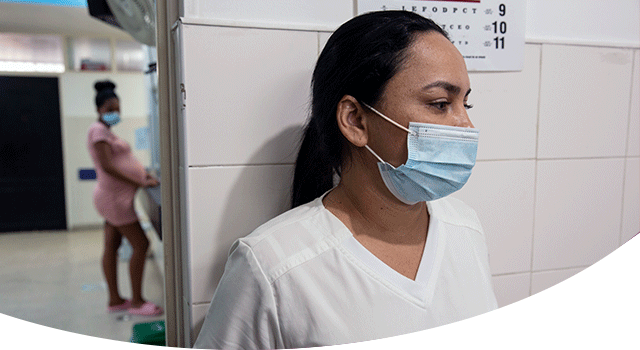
[362,103,479,204]
[102,112,121,126]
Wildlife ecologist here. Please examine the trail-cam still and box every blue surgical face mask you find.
[102,112,121,126]
[362,103,479,204]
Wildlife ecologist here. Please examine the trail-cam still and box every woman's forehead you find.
[100,97,120,110]
[395,32,470,90]
[105,97,120,106]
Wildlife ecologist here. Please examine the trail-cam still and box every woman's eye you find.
[464,103,474,110]
[430,101,449,111]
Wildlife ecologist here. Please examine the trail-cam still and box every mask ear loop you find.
[364,145,397,170]
[360,102,412,170]
[361,102,417,136]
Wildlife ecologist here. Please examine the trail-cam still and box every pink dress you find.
[87,122,147,226]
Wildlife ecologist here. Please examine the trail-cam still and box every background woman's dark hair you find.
[291,11,449,208]
[94,80,118,109]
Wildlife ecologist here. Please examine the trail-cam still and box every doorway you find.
[0,76,67,232]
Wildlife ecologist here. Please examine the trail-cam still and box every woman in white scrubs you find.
[195,10,497,349]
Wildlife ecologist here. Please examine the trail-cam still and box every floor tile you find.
[0,228,165,343]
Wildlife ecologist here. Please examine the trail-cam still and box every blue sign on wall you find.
[78,168,96,180]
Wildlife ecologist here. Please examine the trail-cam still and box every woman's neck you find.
[323,159,429,244]
[98,118,111,128]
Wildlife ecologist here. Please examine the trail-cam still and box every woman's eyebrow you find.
[422,81,471,97]
[422,80,460,94]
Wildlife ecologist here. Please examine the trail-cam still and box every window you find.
[115,40,145,72]
[67,37,111,71]
[0,33,64,73]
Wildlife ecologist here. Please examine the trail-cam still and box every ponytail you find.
[291,121,338,208]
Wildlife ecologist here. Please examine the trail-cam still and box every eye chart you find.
[357,0,525,71]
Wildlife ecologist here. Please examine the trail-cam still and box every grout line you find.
[479,156,628,162]
[492,265,590,278]
[529,266,589,274]
[529,160,538,298]
[536,156,627,161]
[180,17,337,33]
[529,44,544,297]
[623,49,637,159]
[618,49,638,247]
[476,158,536,162]
[619,148,630,246]
[619,159,629,248]
[188,163,295,169]
[524,38,639,50]
[491,271,530,278]
[186,156,634,170]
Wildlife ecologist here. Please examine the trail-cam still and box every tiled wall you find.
[454,45,639,307]
[178,22,639,337]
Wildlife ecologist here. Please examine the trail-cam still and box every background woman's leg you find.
[103,221,125,306]
[116,221,149,307]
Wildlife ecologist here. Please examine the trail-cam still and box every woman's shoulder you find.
[88,121,111,140]
[429,196,483,234]
[232,196,344,282]
[243,197,335,244]
[88,121,106,131]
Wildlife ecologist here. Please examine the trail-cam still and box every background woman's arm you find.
[94,141,159,187]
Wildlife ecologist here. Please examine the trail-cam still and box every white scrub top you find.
[194,195,498,350]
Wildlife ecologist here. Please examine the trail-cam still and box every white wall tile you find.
[318,32,332,55]
[530,267,584,295]
[182,25,317,166]
[183,0,353,29]
[525,0,640,46]
[622,157,640,244]
[627,50,639,157]
[468,44,540,161]
[491,273,531,308]
[537,45,633,159]
[187,165,294,304]
[452,160,535,275]
[533,159,624,270]
[191,303,210,345]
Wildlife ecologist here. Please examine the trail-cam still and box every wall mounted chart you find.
[357,0,525,71]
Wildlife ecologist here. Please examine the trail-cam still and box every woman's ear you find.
[336,95,368,147]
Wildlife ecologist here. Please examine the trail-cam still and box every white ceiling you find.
[0,2,135,40]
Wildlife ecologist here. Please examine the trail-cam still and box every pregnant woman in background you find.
[87,80,163,317]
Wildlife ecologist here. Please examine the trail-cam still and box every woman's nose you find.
[455,107,475,128]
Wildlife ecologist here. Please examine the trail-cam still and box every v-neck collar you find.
[319,196,446,306]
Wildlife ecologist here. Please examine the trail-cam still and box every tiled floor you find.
[0,227,165,343]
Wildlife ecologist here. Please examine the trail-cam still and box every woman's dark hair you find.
[291,11,448,208]
[94,80,118,108]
